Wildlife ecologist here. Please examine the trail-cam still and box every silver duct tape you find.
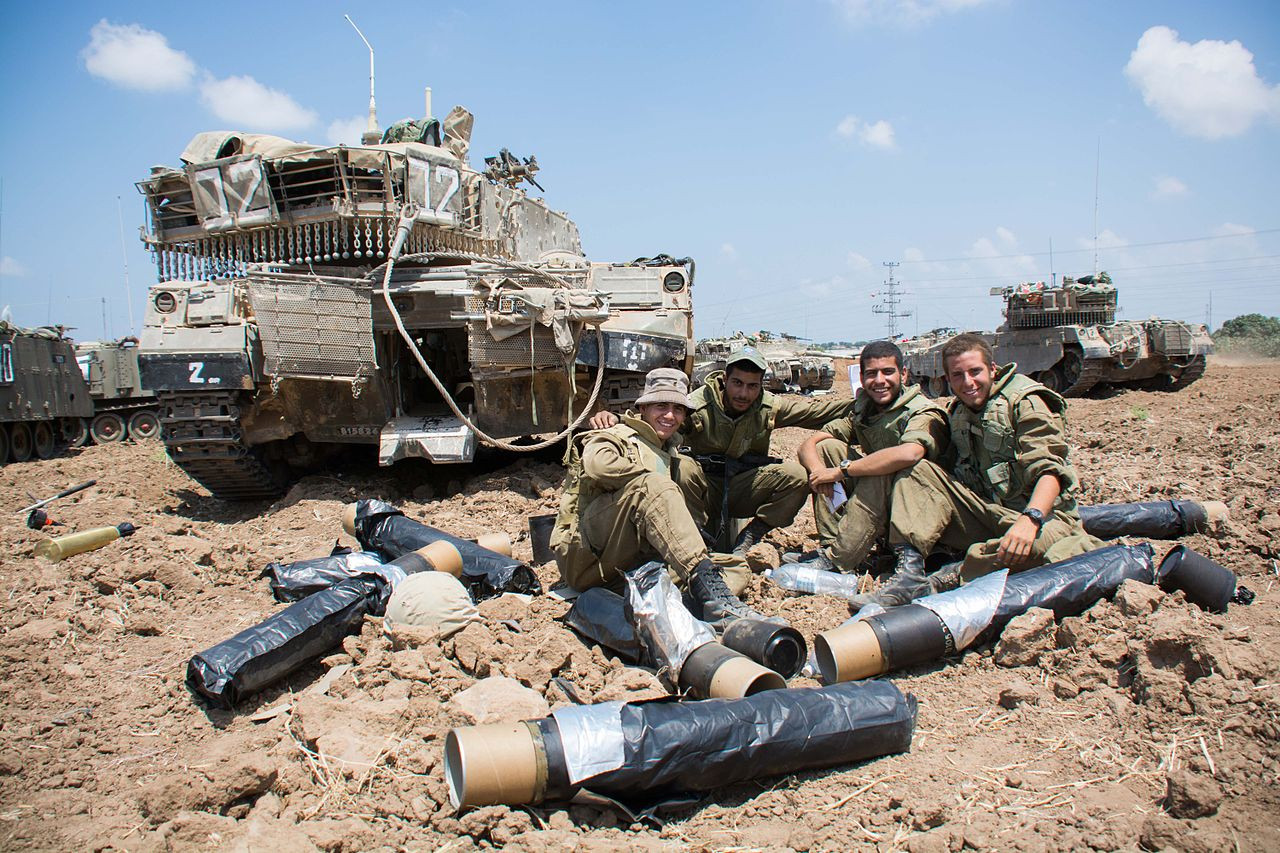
[551,701,627,785]
[624,561,714,683]
[914,569,1007,652]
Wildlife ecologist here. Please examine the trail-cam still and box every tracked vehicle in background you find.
[904,273,1212,398]
[135,100,694,500]
[0,323,94,464]
[693,331,835,393]
[76,338,160,444]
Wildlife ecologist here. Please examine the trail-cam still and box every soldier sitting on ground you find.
[795,340,948,576]
[552,367,771,623]
[590,348,851,555]
[863,333,1104,608]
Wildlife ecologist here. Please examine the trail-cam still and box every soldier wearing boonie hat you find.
[550,367,774,624]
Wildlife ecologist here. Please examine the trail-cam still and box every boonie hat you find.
[726,347,768,373]
[384,571,480,639]
[635,367,693,407]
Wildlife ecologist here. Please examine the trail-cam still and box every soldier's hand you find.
[808,467,842,497]
[587,410,619,430]
[997,517,1038,567]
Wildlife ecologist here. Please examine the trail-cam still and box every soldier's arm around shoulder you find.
[773,394,855,430]
[580,429,645,490]
[1013,394,1078,494]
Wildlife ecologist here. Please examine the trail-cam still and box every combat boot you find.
[780,547,838,573]
[732,519,772,555]
[689,558,782,625]
[846,544,931,610]
[926,561,962,594]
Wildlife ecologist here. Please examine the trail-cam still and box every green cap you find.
[726,347,768,373]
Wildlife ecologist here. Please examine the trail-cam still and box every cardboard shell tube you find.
[679,642,786,699]
[420,541,464,577]
[341,504,359,537]
[33,525,129,563]
[444,721,543,809]
[474,532,512,557]
[815,620,886,684]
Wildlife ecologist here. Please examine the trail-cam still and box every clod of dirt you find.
[1163,768,1223,818]
[997,678,1050,709]
[995,607,1056,667]
[1114,579,1163,617]
[450,676,550,724]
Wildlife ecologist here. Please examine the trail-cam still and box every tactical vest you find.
[851,384,938,453]
[550,417,673,555]
[949,365,1069,511]
[686,371,777,458]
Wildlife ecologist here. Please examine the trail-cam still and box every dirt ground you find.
[2,361,1278,852]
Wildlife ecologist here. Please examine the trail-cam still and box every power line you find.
[895,227,1280,266]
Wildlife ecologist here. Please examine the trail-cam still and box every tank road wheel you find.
[1060,351,1084,389]
[929,376,949,398]
[90,412,126,444]
[33,422,56,459]
[62,417,90,448]
[1038,369,1063,393]
[127,410,161,441]
[9,423,34,462]
[0,424,9,465]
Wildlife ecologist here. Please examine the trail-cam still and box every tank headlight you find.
[154,291,178,314]
[662,272,685,293]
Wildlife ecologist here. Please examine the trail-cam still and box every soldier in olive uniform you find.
[795,341,948,591]
[591,349,851,555]
[552,368,768,623]
[879,333,1103,605]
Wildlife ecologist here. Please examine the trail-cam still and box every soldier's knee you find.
[815,437,849,467]
[773,460,810,489]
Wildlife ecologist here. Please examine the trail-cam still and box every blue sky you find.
[1,0,1277,343]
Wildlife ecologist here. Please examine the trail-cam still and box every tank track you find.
[1062,359,1106,397]
[1167,356,1207,390]
[157,391,288,500]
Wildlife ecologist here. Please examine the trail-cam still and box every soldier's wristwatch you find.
[839,459,852,476]
[1021,508,1045,532]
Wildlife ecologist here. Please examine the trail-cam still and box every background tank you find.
[75,338,160,444]
[693,331,834,393]
[135,103,694,500]
[904,273,1212,397]
[0,322,94,464]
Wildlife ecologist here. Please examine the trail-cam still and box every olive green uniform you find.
[889,364,1103,580]
[551,414,749,594]
[678,371,853,536]
[812,384,948,571]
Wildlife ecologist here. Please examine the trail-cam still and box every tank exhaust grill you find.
[247,271,376,379]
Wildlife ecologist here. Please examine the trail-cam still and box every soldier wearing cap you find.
[552,367,771,623]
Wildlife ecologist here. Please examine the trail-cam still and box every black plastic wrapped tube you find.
[187,575,388,709]
[265,550,387,602]
[1079,500,1215,540]
[444,680,917,807]
[348,500,540,600]
[817,543,1156,683]
[565,588,645,664]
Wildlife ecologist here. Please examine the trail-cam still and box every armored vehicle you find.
[904,273,1212,398]
[135,101,694,499]
[0,323,94,464]
[76,338,160,444]
[693,331,834,393]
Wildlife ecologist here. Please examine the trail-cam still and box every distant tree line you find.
[1213,313,1280,358]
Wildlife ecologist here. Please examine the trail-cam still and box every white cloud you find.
[831,0,997,27]
[861,119,896,149]
[200,75,317,131]
[995,226,1016,244]
[1124,25,1280,139]
[82,20,196,92]
[835,115,897,148]
[0,256,27,277]
[720,242,739,261]
[327,116,368,146]
[1152,175,1189,199]
[1212,222,1255,238]
[847,252,873,271]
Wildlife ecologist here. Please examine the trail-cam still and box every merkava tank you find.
[904,273,1212,398]
[75,338,160,444]
[135,99,694,500]
[0,322,94,464]
[693,331,834,393]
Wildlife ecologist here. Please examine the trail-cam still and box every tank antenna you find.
[1092,138,1100,276]
[345,15,381,145]
[1049,237,1055,287]
[116,196,135,334]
